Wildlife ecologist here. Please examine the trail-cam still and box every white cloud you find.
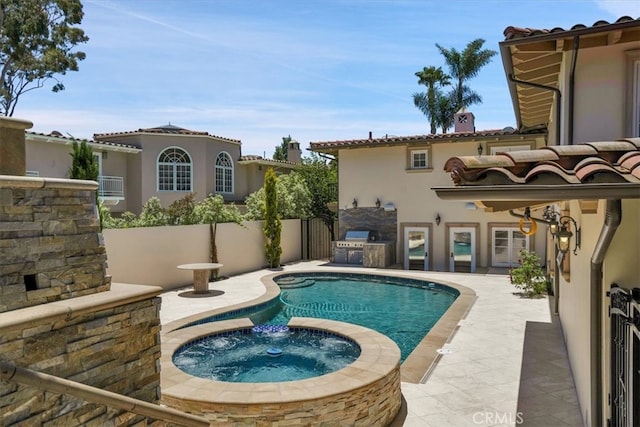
[594,0,640,18]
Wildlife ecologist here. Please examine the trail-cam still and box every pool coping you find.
[161,269,477,384]
[161,317,401,405]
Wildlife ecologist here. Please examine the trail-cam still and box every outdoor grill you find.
[333,230,378,264]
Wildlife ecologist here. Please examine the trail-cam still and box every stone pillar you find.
[0,116,33,176]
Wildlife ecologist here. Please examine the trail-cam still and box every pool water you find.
[267,273,458,361]
[173,328,360,382]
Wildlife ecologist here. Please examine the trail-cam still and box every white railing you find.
[98,176,124,198]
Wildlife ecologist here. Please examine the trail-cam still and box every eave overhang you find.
[500,17,640,130]
[432,183,640,211]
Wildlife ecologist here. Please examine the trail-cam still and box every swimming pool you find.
[172,326,361,382]
[273,273,458,361]
[185,272,459,362]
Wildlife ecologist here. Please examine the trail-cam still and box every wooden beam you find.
[515,63,561,81]
[512,53,562,73]
[513,40,558,53]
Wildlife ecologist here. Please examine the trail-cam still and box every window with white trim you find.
[408,148,431,170]
[157,147,192,191]
[626,49,640,137]
[215,152,234,194]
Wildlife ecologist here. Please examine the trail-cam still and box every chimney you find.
[454,111,475,133]
[287,139,302,164]
[368,131,372,140]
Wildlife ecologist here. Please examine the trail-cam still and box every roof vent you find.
[502,126,515,132]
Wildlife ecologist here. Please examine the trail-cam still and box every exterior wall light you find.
[541,206,581,255]
[555,216,581,255]
[477,143,483,156]
[352,198,358,209]
[435,213,441,226]
[375,198,381,208]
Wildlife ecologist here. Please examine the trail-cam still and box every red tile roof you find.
[443,138,640,186]
[503,16,639,41]
[94,124,241,144]
[310,128,544,152]
[238,155,298,167]
[26,131,141,152]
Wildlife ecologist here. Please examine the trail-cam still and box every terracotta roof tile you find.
[26,131,141,151]
[310,128,545,151]
[525,163,579,184]
[503,16,639,40]
[444,138,640,186]
[238,155,298,166]
[94,125,241,143]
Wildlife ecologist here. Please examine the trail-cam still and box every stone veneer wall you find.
[0,176,109,312]
[167,361,401,426]
[339,207,398,242]
[0,174,163,425]
[0,296,162,425]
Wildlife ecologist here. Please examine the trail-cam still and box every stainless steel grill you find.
[335,230,375,248]
[333,230,378,264]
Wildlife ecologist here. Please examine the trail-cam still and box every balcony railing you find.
[98,175,124,199]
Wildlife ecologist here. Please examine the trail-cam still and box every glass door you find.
[492,228,529,267]
[449,227,476,273]
[404,227,429,270]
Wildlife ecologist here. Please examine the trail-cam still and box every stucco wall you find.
[337,138,547,271]
[103,219,302,290]
[572,43,640,143]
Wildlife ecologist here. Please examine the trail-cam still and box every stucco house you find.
[435,16,640,427]
[310,109,547,273]
[26,124,301,214]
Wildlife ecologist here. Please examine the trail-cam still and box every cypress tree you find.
[263,168,282,268]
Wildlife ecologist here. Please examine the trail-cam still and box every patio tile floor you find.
[159,261,583,426]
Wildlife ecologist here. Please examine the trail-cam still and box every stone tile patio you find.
[158,261,583,426]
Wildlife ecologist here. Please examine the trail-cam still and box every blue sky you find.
[17,0,639,157]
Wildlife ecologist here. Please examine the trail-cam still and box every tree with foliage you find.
[412,66,450,134]
[0,0,89,116]
[68,139,98,181]
[435,38,497,113]
[245,172,312,220]
[263,168,282,268]
[273,135,292,161]
[167,193,199,225]
[138,197,168,227]
[193,194,243,279]
[297,153,337,236]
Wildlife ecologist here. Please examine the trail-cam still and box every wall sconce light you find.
[555,217,581,255]
[435,213,441,226]
[352,198,358,208]
[375,198,381,208]
[477,143,483,156]
[542,206,581,255]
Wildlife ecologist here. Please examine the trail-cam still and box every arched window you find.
[157,147,192,191]
[215,152,233,194]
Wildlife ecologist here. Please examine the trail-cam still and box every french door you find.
[492,228,529,267]
[404,227,429,270]
[449,227,476,273]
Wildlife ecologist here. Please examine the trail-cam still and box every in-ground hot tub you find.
[161,317,402,425]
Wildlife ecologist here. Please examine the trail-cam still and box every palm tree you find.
[412,66,450,134]
[434,94,457,133]
[435,38,497,112]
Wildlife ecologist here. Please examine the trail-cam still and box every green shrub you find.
[509,250,548,296]
[263,168,282,268]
